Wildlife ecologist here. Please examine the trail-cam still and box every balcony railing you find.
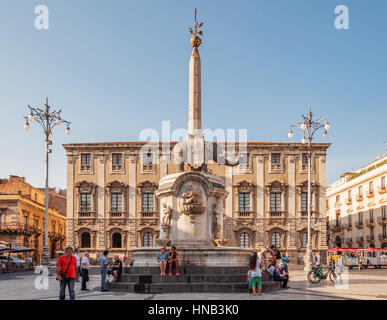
[345,238,352,243]
[0,223,37,235]
[78,211,95,218]
[346,198,352,205]
[141,211,156,218]
[366,235,375,241]
[378,186,386,194]
[269,211,283,217]
[356,236,363,242]
[355,220,364,228]
[377,216,387,224]
[366,191,374,198]
[379,234,386,240]
[365,218,375,227]
[238,211,252,217]
[356,194,363,202]
[110,211,124,217]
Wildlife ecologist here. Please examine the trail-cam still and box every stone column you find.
[188,47,201,135]
[256,155,265,247]
[96,154,105,249]
[319,155,328,249]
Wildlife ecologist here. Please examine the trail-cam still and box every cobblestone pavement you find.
[0,267,386,300]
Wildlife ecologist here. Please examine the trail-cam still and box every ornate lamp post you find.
[288,107,330,272]
[23,97,71,267]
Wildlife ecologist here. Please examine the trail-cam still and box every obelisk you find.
[188,9,203,136]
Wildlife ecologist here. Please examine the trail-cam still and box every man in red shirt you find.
[56,246,79,300]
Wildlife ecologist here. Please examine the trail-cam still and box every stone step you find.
[119,273,271,283]
[120,266,252,275]
[106,281,281,293]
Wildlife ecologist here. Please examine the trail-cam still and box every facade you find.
[0,176,66,262]
[63,14,330,264]
[64,142,329,264]
[327,155,387,249]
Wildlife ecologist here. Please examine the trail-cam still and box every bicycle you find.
[307,265,337,284]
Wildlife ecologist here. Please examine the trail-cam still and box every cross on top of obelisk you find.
[188,8,204,48]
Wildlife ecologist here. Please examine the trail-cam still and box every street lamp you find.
[288,106,330,272]
[23,97,71,268]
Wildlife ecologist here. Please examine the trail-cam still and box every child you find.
[247,252,263,296]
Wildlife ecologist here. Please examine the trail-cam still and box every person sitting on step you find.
[167,246,180,276]
[156,246,168,275]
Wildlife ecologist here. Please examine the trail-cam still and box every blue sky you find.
[0,0,386,189]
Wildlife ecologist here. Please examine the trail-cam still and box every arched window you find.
[240,232,250,248]
[142,232,153,247]
[271,232,281,248]
[302,233,307,248]
[112,233,122,248]
[81,232,91,248]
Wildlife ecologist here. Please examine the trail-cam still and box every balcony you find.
[108,211,127,225]
[334,201,342,210]
[366,191,374,198]
[0,223,36,235]
[366,235,375,242]
[378,186,387,195]
[356,236,363,242]
[377,216,387,225]
[355,220,364,228]
[268,211,286,225]
[141,211,156,218]
[345,221,352,230]
[345,238,352,243]
[365,219,375,227]
[356,194,363,202]
[331,221,343,232]
[346,198,353,205]
[238,211,253,217]
[379,234,386,240]
[77,210,96,225]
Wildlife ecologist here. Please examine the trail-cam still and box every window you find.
[239,153,249,167]
[142,232,153,247]
[301,193,308,212]
[370,227,374,237]
[369,181,374,194]
[270,193,281,212]
[271,153,281,164]
[271,232,281,248]
[348,215,352,226]
[383,206,386,220]
[383,225,386,237]
[239,193,250,212]
[111,193,122,212]
[336,195,340,202]
[81,232,91,248]
[302,153,308,166]
[80,193,91,211]
[112,153,122,171]
[369,209,374,223]
[24,216,28,228]
[34,219,38,229]
[81,154,91,171]
[240,232,250,248]
[34,193,37,202]
[143,153,154,171]
[348,190,352,201]
[358,211,363,224]
[142,193,153,212]
[381,176,386,189]
[358,185,363,196]
[302,233,307,248]
[112,233,122,248]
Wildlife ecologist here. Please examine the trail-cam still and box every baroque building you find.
[327,155,387,249]
[63,14,330,264]
[0,176,66,262]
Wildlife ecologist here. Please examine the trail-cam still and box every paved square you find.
[0,266,386,300]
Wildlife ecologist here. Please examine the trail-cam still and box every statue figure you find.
[162,203,172,232]
[212,202,221,239]
[181,185,201,205]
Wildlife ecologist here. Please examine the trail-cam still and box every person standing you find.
[74,248,81,281]
[281,251,290,274]
[247,252,263,296]
[56,247,79,300]
[28,255,33,269]
[81,252,90,291]
[99,250,109,292]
